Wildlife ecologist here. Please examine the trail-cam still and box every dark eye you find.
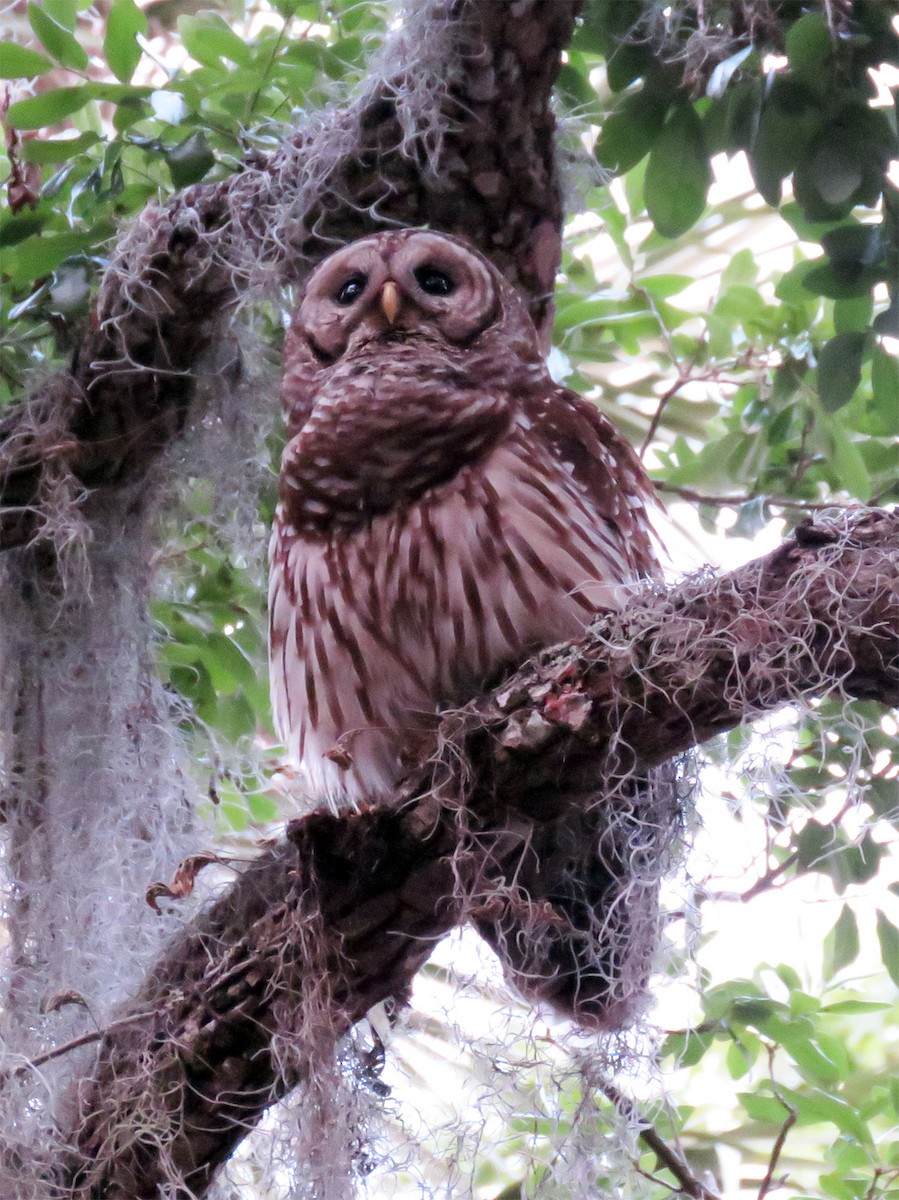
[414,265,455,297]
[335,274,367,305]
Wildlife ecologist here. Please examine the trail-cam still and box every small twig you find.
[707,791,858,904]
[654,483,854,511]
[2,1010,159,1080]
[757,1106,797,1200]
[661,1020,721,1038]
[740,851,800,901]
[636,1165,687,1192]
[634,283,697,458]
[702,851,800,904]
[641,375,694,458]
[863,1167,899,1200]
[601,1081,721,1200]
[637,331,756,459]
[757,1046,798,1200]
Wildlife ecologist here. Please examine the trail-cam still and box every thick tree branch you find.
[56,509,898,1196]
[450,508,898,808]
[0,0,580,550]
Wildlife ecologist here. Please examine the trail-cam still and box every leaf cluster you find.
[0,0,385,404]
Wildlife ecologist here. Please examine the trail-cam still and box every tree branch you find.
[600,1080,721,1200]
[53,509,897,1196]
[0,0,581,550]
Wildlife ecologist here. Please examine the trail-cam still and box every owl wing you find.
[470,382,668,1028]
[529,383,660,580]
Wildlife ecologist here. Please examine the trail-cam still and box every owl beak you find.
[380,280,401,325]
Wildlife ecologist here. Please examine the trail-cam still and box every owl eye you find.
[335,274,368,306]
[414,266,455,297]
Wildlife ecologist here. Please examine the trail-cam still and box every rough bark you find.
[56,509,898,1197]
[0,0,581,550]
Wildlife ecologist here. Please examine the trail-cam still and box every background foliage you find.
[1,2,897,1197]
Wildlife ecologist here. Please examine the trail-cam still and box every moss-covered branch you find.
[58,509,898,1196]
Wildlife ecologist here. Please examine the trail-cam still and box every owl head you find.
[280,229,546,435]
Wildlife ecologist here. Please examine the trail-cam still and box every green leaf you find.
[165,132,216,187]
[827,420,872,501]
[786,12,834,88]
[104,0,147,83]
[21,131,101,162]
[822,224,883,268]
[0,211,45,247]
[28,2,89,70]
[823,905,860,980]
[775,259,819,304]
[246,792,279,823]
[0,230,103,283]
[818,332,866,411]
[796,141,860,217]
[714,284,766,327]
[833,294,874,334]
[777,1085,873,1144]
[203,633,255,692]
[0,42,54,78]
[794,106,893,221]
[85,81,152,105]
[606,43,651,93]
[868,774,899,819]
[876,911,899,987]
[6,86,93,130]
[787,1037,843,1085]
[871,348,899,434]
[722,78,762,152]
[750,78,822,207]
[178,13,251,70]
[739,1091,791,1124]
[796,820,836,869]
[213,692,256,740]
[158,642,202,670]
[664,1027,716,1066]
[726,1035,758,1079]
[640,274,694,299]
[41,0,77,29]
[596,87,669,175]
[556,62,603,121]
[822,1000,891,1015]
[841,834,888,888]
[220,799,250,832]
[645,103,711,238]
[780,203,853,243]
[804,263,884,300]
[721,248,758,290]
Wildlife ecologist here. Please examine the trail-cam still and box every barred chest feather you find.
[269,422,653,809]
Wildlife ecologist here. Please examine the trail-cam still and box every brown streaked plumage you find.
[269,229,658,808]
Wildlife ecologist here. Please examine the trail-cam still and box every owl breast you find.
[269,417,650,806]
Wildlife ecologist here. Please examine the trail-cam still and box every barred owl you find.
[269,230,662,1025]
[270,229,657,804]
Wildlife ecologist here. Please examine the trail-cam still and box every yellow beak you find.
[380,279,400,325]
